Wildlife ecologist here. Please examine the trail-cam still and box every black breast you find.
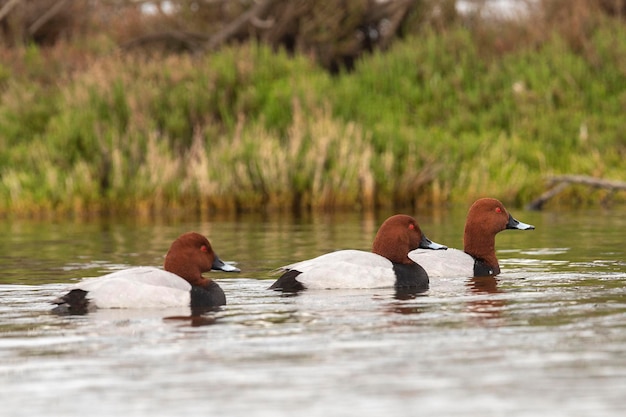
[190,281,226,314]
[473,259,499,277]
[392,263,429,292]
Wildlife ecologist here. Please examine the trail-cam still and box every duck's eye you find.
[408,224,415,230]
[495,207,502,213]
[200,245,208,252]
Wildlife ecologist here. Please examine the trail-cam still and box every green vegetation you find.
[1,17,625,217]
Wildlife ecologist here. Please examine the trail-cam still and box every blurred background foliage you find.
[0,0,625,217]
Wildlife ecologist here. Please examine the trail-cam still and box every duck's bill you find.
[212,255,241,272]
[506,214,535,230]
[420,235,448,250]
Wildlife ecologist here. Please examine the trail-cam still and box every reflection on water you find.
[0,208,625,416]
[464,276,506,322]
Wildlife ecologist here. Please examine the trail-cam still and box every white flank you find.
[281,250,396,289]
[74,267,191,309]
[409,248,475,278]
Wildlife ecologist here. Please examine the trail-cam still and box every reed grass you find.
[0,20,625,217]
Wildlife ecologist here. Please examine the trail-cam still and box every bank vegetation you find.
[0,0,625,217]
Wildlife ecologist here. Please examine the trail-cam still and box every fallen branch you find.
[527,175,626,210]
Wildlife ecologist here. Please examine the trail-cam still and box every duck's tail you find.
[51,289,90,315]
[268,269,305,292]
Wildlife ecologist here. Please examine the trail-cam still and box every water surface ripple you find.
[0,209,625,416]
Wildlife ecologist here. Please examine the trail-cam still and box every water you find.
[1,208,625,417]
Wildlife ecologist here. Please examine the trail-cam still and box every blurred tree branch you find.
[121,0,420,72]
[0,0,21,22]
[1,0,624,71]
[28,0,68,35]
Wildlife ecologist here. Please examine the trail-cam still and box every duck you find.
[268,214,447,292]
[52,232,239,315]
[410,198,535,278]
